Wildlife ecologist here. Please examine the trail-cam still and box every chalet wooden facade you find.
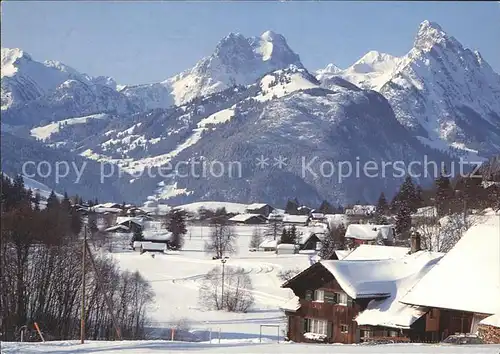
[282,236,451,345]
[282,262,363,344]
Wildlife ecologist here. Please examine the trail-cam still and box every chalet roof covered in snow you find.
[93,207,122,214]
[104,224,130,232]
[140,242,166,252]
[116,216,144,226]
[354,251,444,329]
[282,214,309,224]
[228,213,266,222]
[345,224,394,241]
[94,202,122,209]
[401,213,500,315]
[246,203,270,210]
[320,251,444,300]
[480,313,500,328]
[143,230,172,241]
[342,245,410,261]
[259,238,277,249]
[334,250,352,260]
[280,296,301,312]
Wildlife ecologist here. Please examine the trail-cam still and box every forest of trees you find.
[0,174,154,342]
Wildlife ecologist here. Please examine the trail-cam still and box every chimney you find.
[410,230,421,254]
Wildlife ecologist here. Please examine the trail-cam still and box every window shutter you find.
[327,321,333,339]
[303,318,309,333]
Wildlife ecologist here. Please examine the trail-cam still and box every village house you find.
[228,213,268,225]
[281,233,443,344]
[116,216,144,233]
[259,238,278,252]
[344,224,395,247]
[283,214,310,226]
[245,203,274,217]
[139,241,167,254]
[400,212,500,342]
[330,244,411,261]
[309,212,326,224]
[300,232,325,251]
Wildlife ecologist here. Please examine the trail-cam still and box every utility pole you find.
[85,241,122,340]
[221,259,227,309]
[81,224,87,344]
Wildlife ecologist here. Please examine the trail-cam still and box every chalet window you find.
[314,289,324,302]
[340,324,349,333]
[305,290,313,301]
[362,330,373,338]
[389,330,398,337]
[324,291,336,303]
[338,292,348,306]
[307,318,328,335]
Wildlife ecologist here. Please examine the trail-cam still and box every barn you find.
[228,213,267,225]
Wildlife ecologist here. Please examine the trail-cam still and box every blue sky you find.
[2,1,499,85]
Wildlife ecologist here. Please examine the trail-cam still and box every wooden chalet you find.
[245,203,274,217]
[228,213,267,225]
[281,261,362,344]
[344,224,395,247]
[281,233,448,344]
[400,213,500,343]
[116,216,144,233]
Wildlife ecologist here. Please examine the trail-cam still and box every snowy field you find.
[113,224,310,340]
[2,340,499,353]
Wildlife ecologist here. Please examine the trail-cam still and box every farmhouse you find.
[228,213,267,224]
[259,238,278,252]
[400,212,500,342]
[245,203,274,217]
[140,242,166,254]
[344,224,395,246]
[300,232,325,251]
[281,232,447,344]
[116,216,144,233]
[283,214,310,226]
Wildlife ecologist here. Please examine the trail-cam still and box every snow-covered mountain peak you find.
[315,63,343,82]
[413,20,456,52]
[2,48,31,77]
[260,30,282,42]
[317,51,400,91]
[350,50,400,74]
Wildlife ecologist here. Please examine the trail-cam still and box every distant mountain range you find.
[1,20,499,206]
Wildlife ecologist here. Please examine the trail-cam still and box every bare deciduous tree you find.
[204,221,237,258]
[277,268,301,282]
[198,266,254,313]
[413,209,479,252]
